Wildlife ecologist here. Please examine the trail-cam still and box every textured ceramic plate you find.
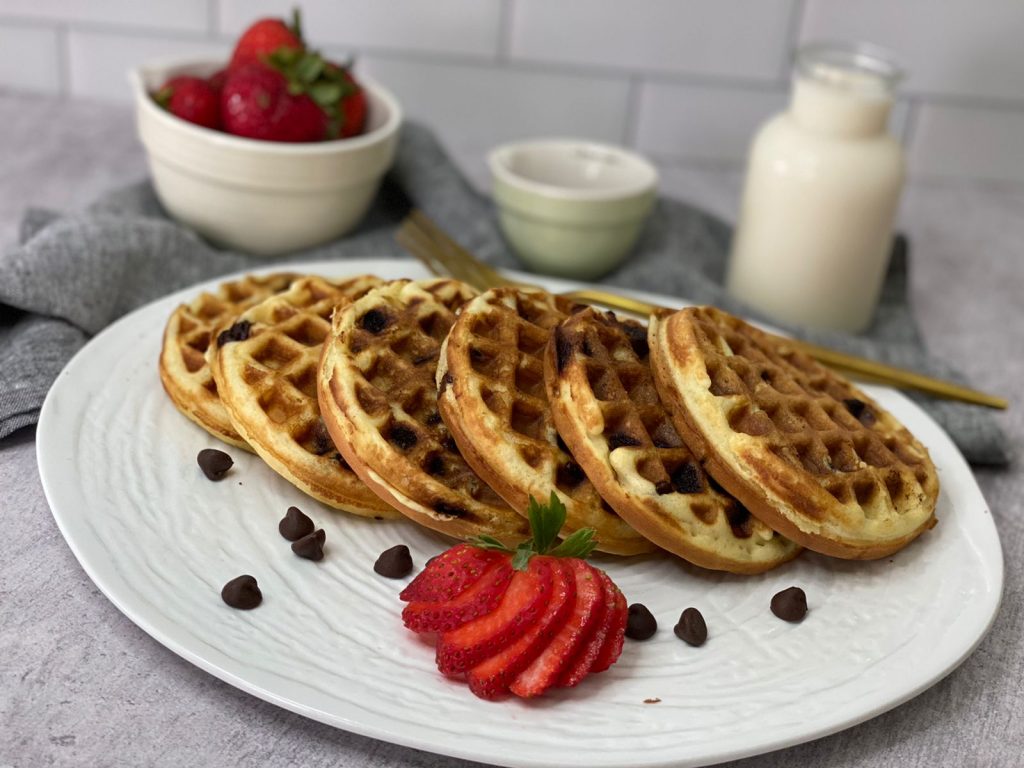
[37,259,1003,768]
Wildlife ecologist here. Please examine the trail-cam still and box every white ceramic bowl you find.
[489,139,658,279]
[132,57,402,256]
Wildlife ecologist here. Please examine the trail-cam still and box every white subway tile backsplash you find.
[508,0,796,81]
[634,82,785,163]
[0,0,209,34]
[219,0,502,58]
[67,31,228,102]
[908,103,1024,182]
[801,0,1024,102]
[358,55,630,151]
[0,24,61,93]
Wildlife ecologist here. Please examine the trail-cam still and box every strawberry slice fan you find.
[399,493,628,700]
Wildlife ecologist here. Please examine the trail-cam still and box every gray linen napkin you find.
[0,121,1009,465]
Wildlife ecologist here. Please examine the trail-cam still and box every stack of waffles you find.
[160,273,939,572]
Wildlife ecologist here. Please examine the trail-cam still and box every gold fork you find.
[396,210,1007,410]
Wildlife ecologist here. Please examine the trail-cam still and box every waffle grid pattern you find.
[211,275,393,517]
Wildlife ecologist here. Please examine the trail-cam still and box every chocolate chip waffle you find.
[318,279,529,544]
[208,275,396,518]
[437,287,653,556]
[545,308,800,573]
[649,306,939,559]
[159,272,299,449]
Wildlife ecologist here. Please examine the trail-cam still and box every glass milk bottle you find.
[726,43,904,332]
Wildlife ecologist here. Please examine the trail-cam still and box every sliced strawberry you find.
[591,575,627,674]
[510,560,606,698]
[559,569,617,688]
[399,544,503,604]
[402,560,512,634]
[467,558,576,700]
[436,558,554,676]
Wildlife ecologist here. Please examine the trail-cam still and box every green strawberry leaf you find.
[468,534,513,553]
[528,492,566,554]
[511,541,534,572]
[550,527,597,560]
[295,53,324,84]
[309,81,344,107]
[152,86,173,110]
[290,7,304,44]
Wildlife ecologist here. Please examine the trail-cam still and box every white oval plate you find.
[37,258,1003,768]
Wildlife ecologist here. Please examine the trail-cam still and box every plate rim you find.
[36,257,1005,768]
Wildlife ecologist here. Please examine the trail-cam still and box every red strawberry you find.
[436,558,554,676]
[221,64,327,142]
[337,68,367,138]
[400,492,628,700]
[400,544,502,604]
[401,560,513,634]
[510,559,606,698]
[591,580,628,674]
[153,76,221,130]
[229,12,303,71]
[467,558,576,700]
[208,68,228,93]
[559,569,617,688]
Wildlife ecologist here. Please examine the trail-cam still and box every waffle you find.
[649,306,939,559]
[318,279,529,544]
[208,275,396,518]
[437,287,653,556]
[545,308,801,573]
[159,272,299,449]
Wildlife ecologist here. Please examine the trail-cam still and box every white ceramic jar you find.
[726,43,904,332]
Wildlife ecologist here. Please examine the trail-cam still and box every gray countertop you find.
[1,90,1021,767]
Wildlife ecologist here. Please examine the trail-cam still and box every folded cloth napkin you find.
[0,121,1009,465]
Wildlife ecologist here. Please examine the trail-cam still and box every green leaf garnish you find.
[468,490,597,571]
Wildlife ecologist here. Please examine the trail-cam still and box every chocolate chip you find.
[359,308,390,334]
[434,501,466,518]
[291,529,326,561]
[725,503,753,539]
[843,398,876,426]
[424,411,442,427]
[423,453,445,476]
[388,423,418,451]
[625,603,657,640]
[643,697,662,704]
[670,462,703,494]
[310,420,334,455]
[221,575,261,609]
[619,322,649,359]
[439,372,454,396]
[581,337,594,357]
[674,607,707,647]
[279,506,314,541]
[654,480,674,495]
[441,435,459,453]
[770,586,808,622]
[554,327,573,373]
[333,452,351,471]
[197,448,233,481]
[651,421,683,449]
[556,460,586,489]
[608,432,641,450]
[374,545,413,578]
[216,320,252,347]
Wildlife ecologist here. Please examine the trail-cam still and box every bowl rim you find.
[488,138,659,203]
[131,56,402,154]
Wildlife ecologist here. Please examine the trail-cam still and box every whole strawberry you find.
[153,76,221,130]
[229,10,303,71]
[221,64,327,142]
[400,493,628,700]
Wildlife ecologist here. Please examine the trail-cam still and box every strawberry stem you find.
[468,491,597,570]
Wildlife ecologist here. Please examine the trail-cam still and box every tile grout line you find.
[622,76,643,148]
[780,0,806,81]
[207,0,220,38]
[495,0,515,62]
[55,23,70,97]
